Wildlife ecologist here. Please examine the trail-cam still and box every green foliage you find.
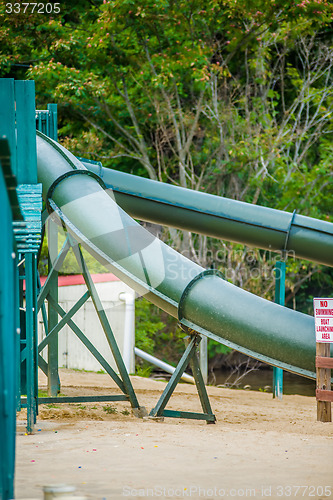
[135,298,165,354]
[103,405,117,414]
[38,225,107,277]
[208,340,231,359]
[37,390,48,398]
[135,364,153,378]
[135,297,186,366]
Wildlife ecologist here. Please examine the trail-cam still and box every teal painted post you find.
[15,183,42,430]
[36,104,57,141]
[0,207,16,500]
[15,81,37,184]
[0,79,17,177]
[47,103,58,141]
[15,253,21,413]
[0,137,22,500]
[273,261,285,399]
[47,220,60,396]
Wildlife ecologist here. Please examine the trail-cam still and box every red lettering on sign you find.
[316,309,333,315]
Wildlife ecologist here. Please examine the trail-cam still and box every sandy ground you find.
[15,369,333,500]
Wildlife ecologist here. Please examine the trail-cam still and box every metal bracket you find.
[76,156,104,179]
[46,169,106,215]
[282,209,297,259]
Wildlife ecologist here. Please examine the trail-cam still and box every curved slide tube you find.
[83,161,333,268]
[37,132,322,381]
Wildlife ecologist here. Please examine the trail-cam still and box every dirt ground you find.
[15,369,333,500]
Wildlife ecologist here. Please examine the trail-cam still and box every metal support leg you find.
[187,338,215,423]
[47,220,60,396]
[149,334,216,423]
[15,255,21,413]
[71,241,146,416]
[25,253,38,433]
[37,236,71,310]
[39,291,90,352]
[273,261,285,400]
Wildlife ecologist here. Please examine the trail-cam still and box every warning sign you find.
[313,298,333,343]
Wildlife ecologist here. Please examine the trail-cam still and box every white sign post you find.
[313,298,333,422]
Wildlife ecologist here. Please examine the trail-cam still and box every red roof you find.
[40,273,120,287]
[23,273,120,290]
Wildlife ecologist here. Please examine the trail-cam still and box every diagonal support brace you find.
[46,296,127,394]
[149,333,216,423]
[70,237,146,415]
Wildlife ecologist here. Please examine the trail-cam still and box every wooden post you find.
[316,342,332,422]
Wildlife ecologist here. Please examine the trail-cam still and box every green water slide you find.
[83,162,333,268]
[37,131,333,382]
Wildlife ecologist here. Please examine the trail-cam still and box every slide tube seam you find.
[176,269,319,379]
[283,209,297,256]
[77,156,103,177]
[178,269,225,323]
[46,170,107,215]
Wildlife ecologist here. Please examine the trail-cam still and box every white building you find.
[38,273,135,374]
